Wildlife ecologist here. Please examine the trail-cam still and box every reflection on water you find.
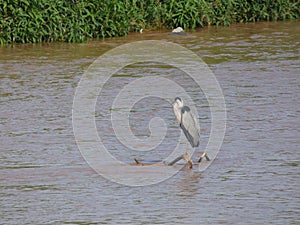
[1,20,299,224]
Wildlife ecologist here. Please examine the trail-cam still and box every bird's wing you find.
[180,106,200,147]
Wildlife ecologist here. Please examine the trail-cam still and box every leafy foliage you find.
[0,0,299,44]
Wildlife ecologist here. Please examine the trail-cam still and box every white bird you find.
[172,27,184,33]
[172,97,210,168]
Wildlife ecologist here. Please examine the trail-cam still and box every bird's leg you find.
[182,146,193,169]
[167,143,190,166]
[184,144,193,169]
[198,152,210,163]
[183,152,193,169]
[167,145,193,168]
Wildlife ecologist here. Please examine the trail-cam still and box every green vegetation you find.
[0,0,299,44]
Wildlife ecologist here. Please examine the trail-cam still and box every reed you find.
[0,0,299,44]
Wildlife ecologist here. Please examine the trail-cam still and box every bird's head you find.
[173,97,183,108]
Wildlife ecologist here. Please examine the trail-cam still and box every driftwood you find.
[134,152,193,168]
[134,158,144,166]
[198,152,211,162]
[167,152,192,166]
[167,152,193,169]
[134,152,209,169]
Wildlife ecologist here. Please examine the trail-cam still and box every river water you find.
[1,21,299,224]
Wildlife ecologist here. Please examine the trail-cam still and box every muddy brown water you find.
[1,21,299,224]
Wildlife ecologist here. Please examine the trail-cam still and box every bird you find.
[171,27,187,36]
[172,97,210,168]
[172,27,184,33]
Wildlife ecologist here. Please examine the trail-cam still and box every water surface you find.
[1,20,299,224]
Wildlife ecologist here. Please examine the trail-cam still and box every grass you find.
[0,0,299,44]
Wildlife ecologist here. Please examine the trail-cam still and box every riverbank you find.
[1,0,299,44]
